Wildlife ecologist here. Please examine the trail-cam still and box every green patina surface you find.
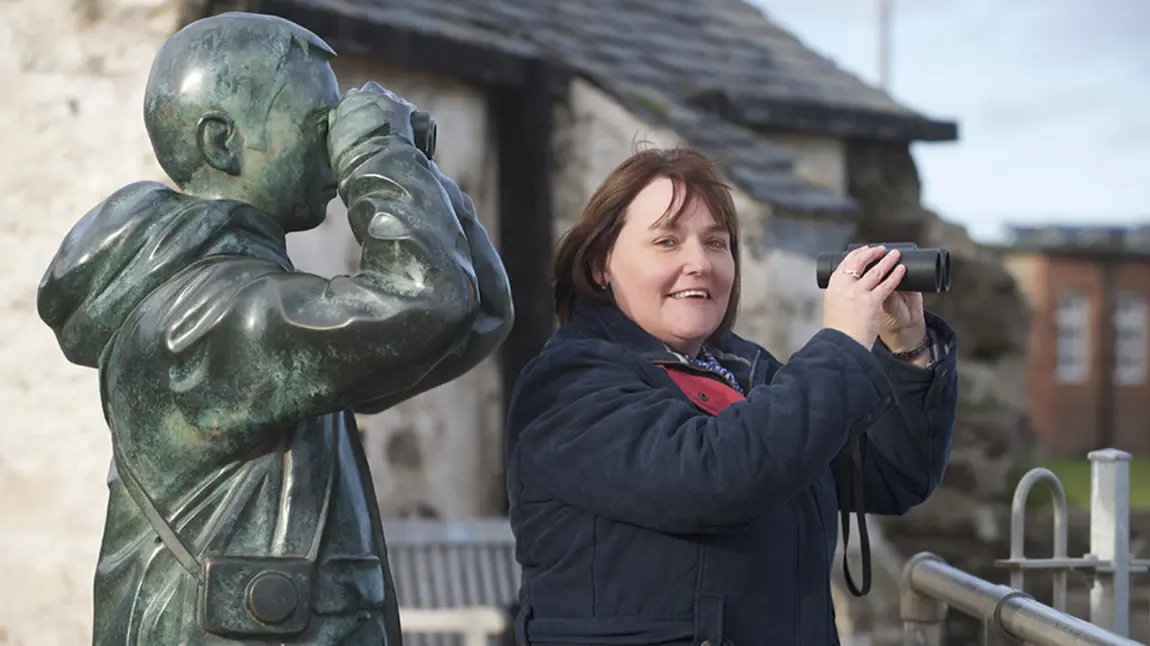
[36,12,512,645]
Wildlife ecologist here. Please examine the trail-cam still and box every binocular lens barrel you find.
[815,243,951,293]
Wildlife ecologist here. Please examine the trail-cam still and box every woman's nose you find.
[681,241,711,275]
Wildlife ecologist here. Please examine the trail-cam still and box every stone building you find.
[252,0,958,522]
[1001,225,1150,457]
[5,0,1038,644]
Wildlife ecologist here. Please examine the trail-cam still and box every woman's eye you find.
[707,238,729,249]
[655,238,677,247]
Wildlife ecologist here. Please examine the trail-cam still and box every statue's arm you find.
[124,135,479,436]
[352,163,513,415]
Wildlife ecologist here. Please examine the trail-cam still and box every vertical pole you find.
[901,553,946,646]
[876,0,894,91]
[1088,448,1132,636]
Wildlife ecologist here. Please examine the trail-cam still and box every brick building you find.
[1001,225,1150,457]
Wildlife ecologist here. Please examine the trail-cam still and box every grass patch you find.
[1010,458,1150,510]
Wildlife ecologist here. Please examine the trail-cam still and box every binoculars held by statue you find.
[816,242,951,293]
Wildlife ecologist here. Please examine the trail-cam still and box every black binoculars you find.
[816,242,951,293]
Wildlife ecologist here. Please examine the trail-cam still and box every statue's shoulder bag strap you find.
[111,431,341,637]
[110,430,338,577]
[111,440,204,581]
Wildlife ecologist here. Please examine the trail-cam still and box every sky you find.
[753,0,1150,243]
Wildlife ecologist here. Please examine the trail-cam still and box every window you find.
[1056,291,1089,383]
[1114,292,1147,385]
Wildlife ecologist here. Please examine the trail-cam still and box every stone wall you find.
[551,79,853,359]
[768,132,848,195]
[0,2,185,644]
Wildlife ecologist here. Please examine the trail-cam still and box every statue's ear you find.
[196,111,243,176]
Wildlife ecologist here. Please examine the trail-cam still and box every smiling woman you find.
[554,149,740,357]
[505,146,961,645]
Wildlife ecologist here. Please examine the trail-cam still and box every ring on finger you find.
[842,268,861,278]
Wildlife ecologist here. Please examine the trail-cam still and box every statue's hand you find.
[327,82,422,173]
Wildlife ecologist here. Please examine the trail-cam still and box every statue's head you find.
[144,12,340,232]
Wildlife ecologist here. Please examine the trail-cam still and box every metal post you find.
[876,0,894,90]
[1004,467,1070,611]
[1087,449,1132,636]
[901,553,947,646]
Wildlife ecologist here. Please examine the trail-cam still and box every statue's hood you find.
[37,181,260,368]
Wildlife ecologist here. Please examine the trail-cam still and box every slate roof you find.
[235,0,959,214]
[1006,225,1150,256]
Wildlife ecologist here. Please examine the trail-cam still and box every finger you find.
[841,244,882,267]
[359,82,417,110]
[858,249,901,289]
[332,88,377,119]
[881,289,901,313]
[836,245,886,281]
[873,264,906,300]
[327,100,388,161]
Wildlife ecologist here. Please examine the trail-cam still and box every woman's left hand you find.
[879,288,927,354]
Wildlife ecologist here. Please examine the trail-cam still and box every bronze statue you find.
[36,11,512,645]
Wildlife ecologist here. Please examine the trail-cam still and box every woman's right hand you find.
[821,245,906,350]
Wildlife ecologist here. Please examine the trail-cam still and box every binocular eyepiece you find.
[816,242,951,293]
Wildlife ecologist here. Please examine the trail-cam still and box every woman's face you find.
[601,177,735,357]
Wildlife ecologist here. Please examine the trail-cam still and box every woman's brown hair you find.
[553,147,741,334]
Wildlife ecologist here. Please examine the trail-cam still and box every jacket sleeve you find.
[106,135,479,447]
[508,328,900,535]
[832,311,959,516]
[352,162,513,414]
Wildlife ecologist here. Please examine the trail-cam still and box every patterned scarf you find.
[674,345,745,395]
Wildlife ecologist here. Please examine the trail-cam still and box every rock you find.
[845,145,1029,364]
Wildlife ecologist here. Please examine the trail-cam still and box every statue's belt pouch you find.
[200,555,313,638]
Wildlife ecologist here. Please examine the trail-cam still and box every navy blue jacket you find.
[505,298,958,645]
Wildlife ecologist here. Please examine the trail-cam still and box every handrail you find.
[901,553,1142,645]
[901,448,1149,645]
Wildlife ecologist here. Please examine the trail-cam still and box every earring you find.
[600,282,609,290]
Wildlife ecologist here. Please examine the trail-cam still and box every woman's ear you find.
[593,252,613,288]
[592,263,611,290]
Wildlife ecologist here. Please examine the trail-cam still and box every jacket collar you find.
[568,297,671,358]
[565,297,763,376]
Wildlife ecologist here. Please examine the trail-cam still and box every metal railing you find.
[901,449,1150,645]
